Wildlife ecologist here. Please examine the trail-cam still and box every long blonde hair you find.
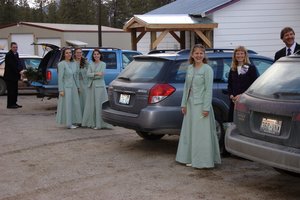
[189,44,208,65]
[231,46,251,71]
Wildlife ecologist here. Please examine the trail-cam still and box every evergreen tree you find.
[0,0,18,25]
[0,0,174,27]
[46,1,58,23]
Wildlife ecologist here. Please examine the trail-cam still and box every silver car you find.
[225,54,300,174]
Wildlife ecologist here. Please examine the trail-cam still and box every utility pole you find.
[98,0,102,47]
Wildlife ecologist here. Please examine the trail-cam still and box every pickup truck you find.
[31,44,142,98]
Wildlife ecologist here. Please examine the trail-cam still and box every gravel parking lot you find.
[0,94,300,200]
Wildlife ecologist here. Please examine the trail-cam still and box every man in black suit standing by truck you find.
[274,27,300,61]
[4,42,22,109]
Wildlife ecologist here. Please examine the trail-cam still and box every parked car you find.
[225,53,300,173]
[102,48,274,155]
[31,43,142,98]
[0,50,7,59]
[0,54,42,95]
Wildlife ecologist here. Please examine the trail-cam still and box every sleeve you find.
[227,70,233,97]
[94,62,106,79]
[86,62,95,78]
[180,66,190,107]
[58,62,64,92]
[203,65,213,111]
[74,63,80,89]
[248,64,258,85]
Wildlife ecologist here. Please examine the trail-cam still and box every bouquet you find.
[22,67,43,82]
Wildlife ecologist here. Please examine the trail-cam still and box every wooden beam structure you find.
[123,15,218,50]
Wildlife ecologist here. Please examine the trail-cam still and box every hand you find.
[202,111,209,117]
[181,107,187,115]
[59,91,64,97]
[231,95,240,103]
[96,72,103,76]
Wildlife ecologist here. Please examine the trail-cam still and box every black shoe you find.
[7,105,18,109]
[15,104,22,108]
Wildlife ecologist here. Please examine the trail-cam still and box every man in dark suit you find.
[4,42,22,109]
[274,27,300,61]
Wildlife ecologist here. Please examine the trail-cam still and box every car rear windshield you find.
[117,59,165,82]
[247,61,300,100]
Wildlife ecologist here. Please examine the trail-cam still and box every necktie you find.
[287,48,291,56]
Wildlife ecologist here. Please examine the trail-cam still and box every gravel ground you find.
[0,94,300,200]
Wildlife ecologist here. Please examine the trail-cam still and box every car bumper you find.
[225,124,300,173]
[36,86,58,98]
[102,102,182,134]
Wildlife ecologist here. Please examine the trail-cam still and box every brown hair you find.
[231,46,251,71]
[74,48,87,68]
[280,27,295,39]
[188,44,208,65]
[60,47,73,62]
[92,48,102,62]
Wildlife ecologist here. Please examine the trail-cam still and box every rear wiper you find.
[273,92,300,98]
[118,76,131,81]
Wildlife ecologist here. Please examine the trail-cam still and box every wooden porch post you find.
[180,31,186,49]
[131,29,137,50]
[150,31,157,50]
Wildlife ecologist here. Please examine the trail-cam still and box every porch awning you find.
[66,40,88,47]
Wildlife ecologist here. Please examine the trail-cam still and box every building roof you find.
[0,22,124,32]
[124,14,217,32]
[147,0,240,17]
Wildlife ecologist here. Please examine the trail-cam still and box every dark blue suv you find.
[31,43,142,98]
[102,49,274,155]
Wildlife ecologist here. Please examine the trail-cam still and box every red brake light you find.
[46,71,52,81]
[148,84,175,104]
[234,101,249,112]
[293,113,300,122]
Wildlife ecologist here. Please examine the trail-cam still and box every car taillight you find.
[234,100,249,112]
[293,113,300,121]
[46,71,52,81]
[148,84,175,104]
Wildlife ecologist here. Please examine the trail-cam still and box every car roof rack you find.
[148,49,181,54]
[177,48,257,54]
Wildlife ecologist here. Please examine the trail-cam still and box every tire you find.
[215,119,230,157]
[136,131,165,140]
[0,78,7,95]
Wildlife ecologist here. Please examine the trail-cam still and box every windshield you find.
[247,61,300,100]
[117,59,165,82]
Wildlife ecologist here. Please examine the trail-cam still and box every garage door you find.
[11,34,34,55]
[0,39,8,50]
[37,38,61,57]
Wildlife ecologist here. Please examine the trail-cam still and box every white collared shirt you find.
[286,42,296,55]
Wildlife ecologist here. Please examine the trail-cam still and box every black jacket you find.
[274,43,300,61]
[227,64,258,97]
[4,50,21,81]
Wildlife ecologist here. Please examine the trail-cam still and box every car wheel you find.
[136,131,165,140]
[0,78,7,95]
[215,119,229,157]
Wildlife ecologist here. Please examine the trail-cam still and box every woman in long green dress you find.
[74,48,89,113]
[56,48,82,129]
[176,44,221,169]
[82,49,111,129]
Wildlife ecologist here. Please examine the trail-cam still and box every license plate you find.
[260,118,282,135]
[119,93,130,105]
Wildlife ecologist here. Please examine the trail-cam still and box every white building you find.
[127,0,300,58]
